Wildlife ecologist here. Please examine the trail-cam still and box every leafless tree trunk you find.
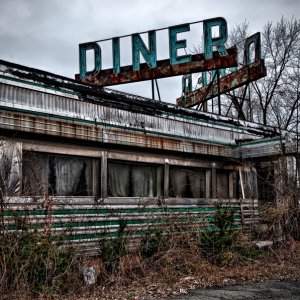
[251,17,300,129]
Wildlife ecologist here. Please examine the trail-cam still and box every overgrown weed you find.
[0,202,298,299]
[200,203,259,266]
[0,229,80,296]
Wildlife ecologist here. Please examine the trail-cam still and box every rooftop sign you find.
[176,32,267,108]
[75,17,238,86]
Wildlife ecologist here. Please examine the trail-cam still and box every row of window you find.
[22,151,257,199]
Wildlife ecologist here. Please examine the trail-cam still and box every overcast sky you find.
[0,0,299,104]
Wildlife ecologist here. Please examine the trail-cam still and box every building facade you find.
[0,60,297,253]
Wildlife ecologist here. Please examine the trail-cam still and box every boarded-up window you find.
[108,161,163,197]
[23,152,94,196]
[169,167,205,198]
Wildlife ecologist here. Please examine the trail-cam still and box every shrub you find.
[0,229,78,295]
[200,203,258,265]
[139,231,169,260]
[98,219,128,273]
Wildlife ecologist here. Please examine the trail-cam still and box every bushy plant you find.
[98,219,128,273]
[139,231,169,260]
[200,203,258,265]
[0,229,78,295]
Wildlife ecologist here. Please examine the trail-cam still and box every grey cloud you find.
[0,0,299,103]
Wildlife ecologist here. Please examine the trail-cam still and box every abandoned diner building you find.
[0,20,299,252]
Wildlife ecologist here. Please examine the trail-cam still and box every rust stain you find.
[177,59,267,108]
[75,48,237,86]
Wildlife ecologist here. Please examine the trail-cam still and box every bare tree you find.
[251,17,300,129]
[224,21,253,121]
[190,17,300,130]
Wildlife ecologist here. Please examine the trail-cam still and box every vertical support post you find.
[16,142,22,196]
[239,167,245,200]
[229,171,234,199]
[155,79,161,102]
[157,167,163,197]
[101,151,107,198]
[211,163,216,198]
[164,160,169,198]
[93,158,100,198]
[238,167,245,227]
[217,69,221,115]
[203,100,208,112]
[205,169,211,198]
[240,199,245,227]
[151,79,155,100]
[296,91,299,202]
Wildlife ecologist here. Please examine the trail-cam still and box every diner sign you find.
[75,17,237,86]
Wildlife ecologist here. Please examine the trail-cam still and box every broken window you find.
[108,161,163,197]
[23,152,95,196]
[169,167,205,198]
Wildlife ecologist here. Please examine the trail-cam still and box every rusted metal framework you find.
[176,32,266,120]
[176,59,266,108]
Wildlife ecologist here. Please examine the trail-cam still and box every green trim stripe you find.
[5,215,242,231]
[4,206,241,217]
[66,224,241,240]
[5,224,242,240]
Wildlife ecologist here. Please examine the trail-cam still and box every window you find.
[216,171,229,198]
[23,152,96,196]
[0,141,21,195]
[241,168,258,199]
[169,167,205,198]
[108,161,163,197]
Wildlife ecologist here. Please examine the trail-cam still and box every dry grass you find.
[2,205,300,300]
[17,235,296,300]
[77,238,300,300]
[1,234,300,300]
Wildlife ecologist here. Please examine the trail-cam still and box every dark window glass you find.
[216,171,229,198]
[257,167,274,202]
[23,152,94,196]
[23,152,49,196]
[169,167,205,198]
[108,162,163,197]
